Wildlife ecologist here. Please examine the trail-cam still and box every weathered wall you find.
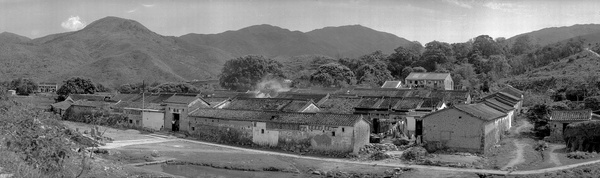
[253,122,279,146]
[353,120,371,153]
[423,109,484,152]
[444,77,453,90]
[164,105,190,132]
[307,125,354,152]
[142,111,164,130]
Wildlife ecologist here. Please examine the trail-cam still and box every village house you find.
[214,97,320,113]
[65,94,111,103]
[547,109,595,141]
[163,94,211,132]
[37,82,58,93]
[50,100,73,116]
[405,72,454,90]
[188,109,370,153]
[123,102,164,129]
[422,103,511,153]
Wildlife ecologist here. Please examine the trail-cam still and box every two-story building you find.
[405,73,454,90]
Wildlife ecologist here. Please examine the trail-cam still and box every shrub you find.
[567,151,596,159]
[534,141,549,151]
[370,152,391,160]
[402,146,428,161]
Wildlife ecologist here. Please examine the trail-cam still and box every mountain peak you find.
[0,31,31,43]
[82,16,152,34]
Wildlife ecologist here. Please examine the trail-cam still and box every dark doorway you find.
[563,123,569,133]
[373,118,380,133]
[415,119,423,136]
[172,113,180,132]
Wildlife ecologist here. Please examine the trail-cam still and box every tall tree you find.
[387,46,420,78]
[472,35,504,57]
[310,63,356,87]
[57,77,96,100]
[511,35,533,55]
[219,55,285,91]
[148,83,199,93]
[420,41,454,71]
[356,62,393,87]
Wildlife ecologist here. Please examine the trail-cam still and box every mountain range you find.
[2,16,600,88]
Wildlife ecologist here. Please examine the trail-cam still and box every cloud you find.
[127,8,138,13]
[61,16,86,31]
[142,4,155,8]
[442,0,473,9]
[483,1,523,14]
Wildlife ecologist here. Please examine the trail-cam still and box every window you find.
[192,127,195,131]
[458,116,462,119]
[342,128,345,132]
[136,120,140,125]
[129,120,133,124]
[332,131,335,136]
[261,129,264,134]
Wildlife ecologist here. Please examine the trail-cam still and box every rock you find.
[0,174,13,178]
[151,150,160,157]
[311,171,321,175]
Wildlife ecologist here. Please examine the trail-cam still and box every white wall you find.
[142,111,165,130]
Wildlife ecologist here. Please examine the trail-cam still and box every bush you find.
[567,151,596,159]
[370,152,391,160]
[534,141,549,151]
[402,146,428,161]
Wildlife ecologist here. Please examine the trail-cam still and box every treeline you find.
[218,35,586,94]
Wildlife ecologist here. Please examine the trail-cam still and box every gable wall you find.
[423,109,484,152]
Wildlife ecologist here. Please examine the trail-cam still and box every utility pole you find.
[142,80,145,127]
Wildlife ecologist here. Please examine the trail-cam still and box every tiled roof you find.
[72,100,111,108]
[381,81,402,88]
[393,98,424,110]
[483,92,520,106]
[115,101,164,110]
[318,97,362,114]
[131,93,174,103]
[69,94,108,102]
[420,97,444,109]
[275,93,329,103]
[189,109,363,126]
[550,110,591,121]
[39,82,58,85]
[51,100,73,110]
[220,98,302,111]
[350,89,399,97]
[202,97,230,106]
[430,90,470,103]
[356,97,382,108]
[405,73,451,80]
[452,103,507,121]
[482,98,515,113]
[498,86,523,99]
[164,95,200,104]
[281,100,314,112]
[109,93,140,102]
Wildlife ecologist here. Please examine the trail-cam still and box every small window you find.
[136,120,140,125]
[212,120,214,122]
[129,120,133,124]
[192,127,195,131]
[459,116,462,119]
[342,128,345,132]
[332,131,335,136]
[261,129,264,134]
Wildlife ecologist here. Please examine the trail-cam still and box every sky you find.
[1,0,599,44]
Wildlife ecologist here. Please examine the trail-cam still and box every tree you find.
[387,46,420,78]
[219,55,285,91]
[420,41,454,71]
[452,63,478,90]
[57,77,96,101]
[9,78,38,95]
[148,83,199,93]
[451,42,473,63]
[356,62,393,87]
[471,35,504,57]
[584,96,600,111]
[511,35,533,55]
[95,83,111,92]
[488,55,511,79]
[310,63,356,87]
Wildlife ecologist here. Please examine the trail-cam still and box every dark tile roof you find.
[275,93,329,103]
[350,89,398,97]
[498,85,524,99]
[317,97,362,114]
[392,98,424,110]
[202,97,230,106]
[356,97,382,109]
[482,98,515,113]
[280,100,314,112]
[451,103,507,121]
[430,90,470,103]
[381,81,402,88]
[221,98,308,111]
[114,101,164,110]
[405,73,451,80]
[420,97,444,109]
[550,110,591,121]
[189,109,363,126]
[131,93,174,103]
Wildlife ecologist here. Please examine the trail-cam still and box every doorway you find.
[373,118,380,133]
[415,120,423,136]
[172,113,180,132]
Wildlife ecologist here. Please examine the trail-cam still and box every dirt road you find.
[547,144,564,166]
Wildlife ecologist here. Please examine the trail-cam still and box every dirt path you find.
[502,140,526,170]
[586,48,600,58]
[547,144,564,166]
